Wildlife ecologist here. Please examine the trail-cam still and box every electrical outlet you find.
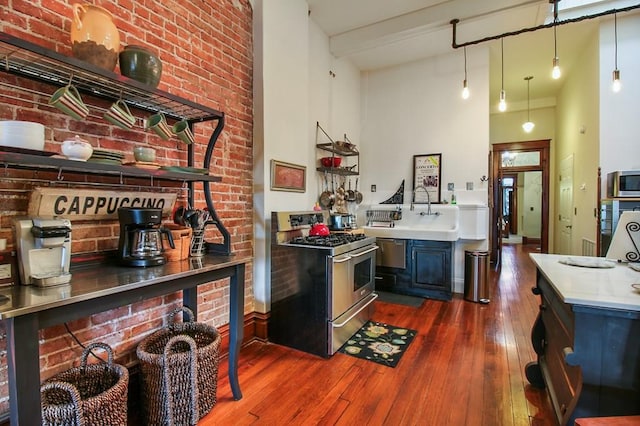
[371,184,376,192]
[466,182,473,190]
[447,183,454,191]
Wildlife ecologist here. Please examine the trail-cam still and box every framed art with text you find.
[412,153,441,203]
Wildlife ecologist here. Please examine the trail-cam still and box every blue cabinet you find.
[375,238,453,301]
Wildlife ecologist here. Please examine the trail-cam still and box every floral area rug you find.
[338,321,417,368]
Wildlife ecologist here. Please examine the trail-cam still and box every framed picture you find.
[270,160,306,192]
[413,153,441,203]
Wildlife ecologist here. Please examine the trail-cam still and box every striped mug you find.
[49,85,89,120]
[104,100,136,129]
[146,113,172,140]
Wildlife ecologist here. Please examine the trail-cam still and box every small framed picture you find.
[413,153,441,203]
[270,160,306,192]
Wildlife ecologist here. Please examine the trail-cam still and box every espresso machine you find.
[118,207,174,267]
[14,217,72,287]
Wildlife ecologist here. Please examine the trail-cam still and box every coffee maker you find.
[14,217,72,287]
[118,207,174,267]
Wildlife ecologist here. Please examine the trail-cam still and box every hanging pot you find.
[70,4,120,71]
[354,178,363,204]
[319,172,334,208]
[309,223,330,237]
[346,179,355,202]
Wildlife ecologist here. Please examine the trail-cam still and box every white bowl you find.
[61,136,93,161]
[0,121,45,151]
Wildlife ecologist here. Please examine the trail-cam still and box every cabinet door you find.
[539,278,581,425]
[410,241,452,299]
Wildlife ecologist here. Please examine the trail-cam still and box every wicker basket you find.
[41,342,129,426]
[136,306,221,426]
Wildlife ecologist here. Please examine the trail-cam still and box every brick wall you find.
[0,0,253,416]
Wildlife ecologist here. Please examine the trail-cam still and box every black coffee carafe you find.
[118,207,174,267]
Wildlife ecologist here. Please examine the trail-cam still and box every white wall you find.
[359,47,490,208]
[253,2,362,312]
[253,0,310,312]
[359,48,491,292]
[600,13,640,177]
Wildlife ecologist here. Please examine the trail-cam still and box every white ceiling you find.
[307,0,636,109]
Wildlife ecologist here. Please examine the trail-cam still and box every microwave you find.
[607,171,640,197]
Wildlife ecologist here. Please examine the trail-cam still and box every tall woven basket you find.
[137,306,221,426]
[41,342,129,426]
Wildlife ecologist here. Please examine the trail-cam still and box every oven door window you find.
[353,255,373,291]
[351,247,376,293]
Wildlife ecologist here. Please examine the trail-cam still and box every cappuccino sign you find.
[28,187,177,220]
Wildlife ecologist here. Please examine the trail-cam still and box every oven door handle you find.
[334,255,351,263]
[350,245,379,258]
[332,292,379,328]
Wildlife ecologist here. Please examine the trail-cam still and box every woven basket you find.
[137,306,221,426]
[41,342,129,426]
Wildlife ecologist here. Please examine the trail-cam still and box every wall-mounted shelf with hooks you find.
[315,122,359,176]
[0,150,222,183]
[0,32,222,122]
[0,31,231,255]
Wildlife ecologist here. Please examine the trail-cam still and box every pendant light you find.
[461,46,470,99]
[522,76,535,133]
[498,38,507,112]
[551,1,561,80]
[612,12,621,92]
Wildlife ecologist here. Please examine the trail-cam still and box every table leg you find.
[6,315,42,425]
[228,263,244,400]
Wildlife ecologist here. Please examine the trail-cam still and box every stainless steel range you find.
[269,211,378,357]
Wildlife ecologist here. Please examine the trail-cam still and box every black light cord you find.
[614,12,618,69]
[64,322,105,362]
[500,38,504,90]
[450,3,640,49]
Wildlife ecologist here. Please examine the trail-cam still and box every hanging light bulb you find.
[612,13,621,92]
[498,38,507,112]
[613,70,621,92]
[462,46,470,99]
[499,90,507,112]
[551,2,561,80]
[552,56,561,80]
[522,76,535,133]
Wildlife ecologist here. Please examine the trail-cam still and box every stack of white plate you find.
[0,121,45,151]
[88,149,125,165]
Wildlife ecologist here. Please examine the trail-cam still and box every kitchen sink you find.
[363,205,459,241]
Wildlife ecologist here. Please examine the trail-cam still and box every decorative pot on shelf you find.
[70,3,120,71]
[119,45,163,88]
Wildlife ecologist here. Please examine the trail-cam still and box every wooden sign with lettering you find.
[28,187,177,220]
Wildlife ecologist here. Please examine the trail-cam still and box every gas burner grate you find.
[290,233,366,247]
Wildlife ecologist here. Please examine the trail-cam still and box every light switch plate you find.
[447,183,454,191]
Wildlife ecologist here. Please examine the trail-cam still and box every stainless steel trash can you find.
[464,250,490,303]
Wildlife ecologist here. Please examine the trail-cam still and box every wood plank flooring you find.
[203,243,556,425]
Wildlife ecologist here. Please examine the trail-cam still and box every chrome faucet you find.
[411,185,438,216]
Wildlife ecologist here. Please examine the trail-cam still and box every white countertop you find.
[529,253,640,312]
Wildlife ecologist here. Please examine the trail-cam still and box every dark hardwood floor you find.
[204,243,556,425]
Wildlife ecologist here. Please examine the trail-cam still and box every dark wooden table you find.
[0,254,249,425]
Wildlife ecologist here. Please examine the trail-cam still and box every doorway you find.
[490,140,550,267]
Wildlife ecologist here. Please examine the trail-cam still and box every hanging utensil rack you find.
[0,31,232,255]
